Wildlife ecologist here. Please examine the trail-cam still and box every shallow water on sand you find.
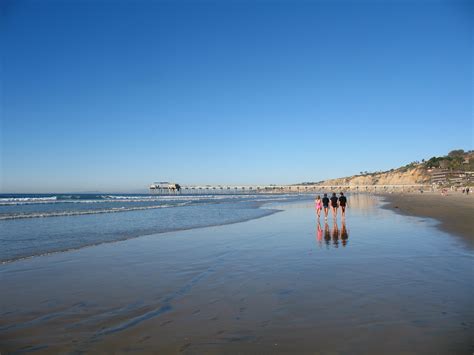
[0,194,473,354]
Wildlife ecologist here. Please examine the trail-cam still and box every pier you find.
[149,183,431,194]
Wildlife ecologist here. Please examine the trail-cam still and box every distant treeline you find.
[422,149,474,171]
[358,149,474,176]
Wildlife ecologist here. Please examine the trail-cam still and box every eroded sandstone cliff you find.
[319,166,430,186]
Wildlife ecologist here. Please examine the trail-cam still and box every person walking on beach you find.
[315,195,322,218]
[322,193,330,219]
[339,192,347,219]
[330,192,339,219]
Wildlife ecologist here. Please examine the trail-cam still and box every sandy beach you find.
[1,195,472,354]
[381,192,474,247]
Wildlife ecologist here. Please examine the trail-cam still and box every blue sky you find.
[2,0,472,192]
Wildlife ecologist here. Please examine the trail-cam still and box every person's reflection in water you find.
[324,222,331,247]
[332,220,340,248]
[341,220,349,247]
[316,221,323,247]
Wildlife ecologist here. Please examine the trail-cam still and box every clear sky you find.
[2,0,473,193]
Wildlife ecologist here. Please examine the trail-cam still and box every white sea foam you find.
[0,202,191,220]
[0,193,300,206]
[0,196,58,204]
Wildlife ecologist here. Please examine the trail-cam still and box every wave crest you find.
[0,202,191,220]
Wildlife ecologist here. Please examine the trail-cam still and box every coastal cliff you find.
[310,150,473,187]
[319,166,430,186]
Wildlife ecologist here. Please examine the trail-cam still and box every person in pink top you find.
[315,195,322,219]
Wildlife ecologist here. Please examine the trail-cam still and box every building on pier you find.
[149,182,181,194]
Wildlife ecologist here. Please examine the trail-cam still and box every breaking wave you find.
[0,202,191,220]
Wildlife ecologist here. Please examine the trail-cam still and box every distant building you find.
[439,160,450,169]
[431,169,448,184]
[150,182,171,189]
[431,169,474,185]
[149,182,181,193]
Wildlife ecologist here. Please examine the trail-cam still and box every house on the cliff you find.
[430,169,474,185]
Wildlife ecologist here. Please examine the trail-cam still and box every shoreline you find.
[1,197,472,354]
[0,205,282,265]
[379,191,474,247]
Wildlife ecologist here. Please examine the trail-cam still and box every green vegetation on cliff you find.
[300,149,473,186]
[423,149,474,171]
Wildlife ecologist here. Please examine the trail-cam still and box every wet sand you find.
[381,192,474,247]
[1,196,473,354]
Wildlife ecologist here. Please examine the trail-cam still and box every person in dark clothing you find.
[322,193,330,219]
[339,192,348,219]
[330,192,338,219]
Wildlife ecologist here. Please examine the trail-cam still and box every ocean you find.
[0,193,311,263]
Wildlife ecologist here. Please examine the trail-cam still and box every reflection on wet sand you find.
[332,221,339,247]
[316,221,323,245]
[317,220,349,248]
[346,193,378,216]
[341,221,348,246]
[324,221,331,247]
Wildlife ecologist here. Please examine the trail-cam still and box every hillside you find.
[305,149,474,187]
[319,166,430,186]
